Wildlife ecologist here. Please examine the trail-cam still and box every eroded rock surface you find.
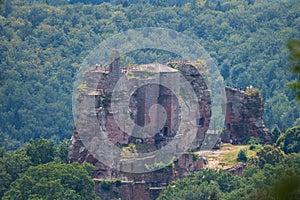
[69,59,271,200]
[221,87,272,144]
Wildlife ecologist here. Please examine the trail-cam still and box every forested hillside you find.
[0,0,300,149]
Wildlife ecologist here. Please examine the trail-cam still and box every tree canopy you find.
[288,40,300,100]
[2,162,98,200]
[0,0,299,149]
[0,138,97,199]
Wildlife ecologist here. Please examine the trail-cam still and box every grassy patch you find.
[221,144,257,167]
[203,143,257,169]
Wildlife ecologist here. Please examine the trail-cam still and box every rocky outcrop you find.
[69,59,271,200]
[95,180,161,200]
[70,60,211,165]
[94,153,205,200]
[221,87,272,144]
[227,162,246,176]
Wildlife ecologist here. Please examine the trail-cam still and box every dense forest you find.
[1,0,300,199]
[0,0,300,148]
[1,0,300,149]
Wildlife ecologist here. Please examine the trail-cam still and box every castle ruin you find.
[69,55,271,199]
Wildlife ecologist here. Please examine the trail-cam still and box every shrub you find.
[276,126,300,154]
[237,149,248,162]
[129,144,136,153]
[256,145,285,168]
[115,179,122,187]
[248,137,260,150]
[101,180,112,190]
[193,153,200,161]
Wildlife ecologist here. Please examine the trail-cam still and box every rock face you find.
[94,153,205,200]
[69,58,271,199]
[221,87,272,144]
[70,59,211,164]
[227,162,246,177]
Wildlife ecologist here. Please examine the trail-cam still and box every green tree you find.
[0,149,31,198]
[237,149,248,162]
[248,137,260,150]
[0,165,11,198]
[288,40,300,100]
[25,138,55,165]
[247,153,300,200]
[56,138,70,163]
[2,162,98,200]
[158,169,244,200]
[271,125,281,144]
[256,145,285,168]
[276,126,300,154]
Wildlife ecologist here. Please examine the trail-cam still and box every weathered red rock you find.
[221,87,272,144]
[69,59,271,200]
[227,162,246,176]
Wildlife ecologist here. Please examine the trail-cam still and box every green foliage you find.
[25,138,55,165]
[243,88,260,96]
[192,153,200,161]
[100,180,112,190]
[0,0,300,148]
[271,125,281,144]
[245,153,300,200]
[2,162,98,200]
[77,83,87,94]
[158,169,244,200]
[128,144,136,153]
[0,149,32,198]
[256,145,285,168]
[115,179,122,187]
[0,138,75,198]
[276,126,300,154]
[287,40,300,100]
[237,148,248,162]
[248,137,260,146]
[145,161,168,171]
[248,137,260,150]
[56,138,70,163]
[159,153,300,200]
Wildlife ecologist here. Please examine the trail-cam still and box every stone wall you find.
[95,181,162,200]
[93,153,205,200]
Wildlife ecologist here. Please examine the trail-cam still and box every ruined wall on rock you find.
[69,59,272,200]
[95,181,158,200]
[94,153,205,200]
[221,87,272,144]
[69,60,272,169]
[70,60,211,155]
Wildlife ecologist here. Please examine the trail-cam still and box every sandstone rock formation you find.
[69,57,272,199]
[227,162,246,177]
[70,58,211,163]
[221,87,272,144]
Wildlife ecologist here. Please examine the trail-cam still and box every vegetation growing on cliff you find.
[0,0,299,149]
